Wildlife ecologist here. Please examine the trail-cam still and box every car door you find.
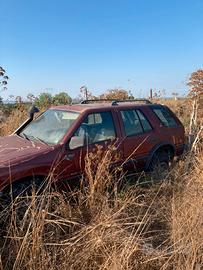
[118,108,157,172]
[61,110,122,183]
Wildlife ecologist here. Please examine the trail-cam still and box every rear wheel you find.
[148,150,172,181]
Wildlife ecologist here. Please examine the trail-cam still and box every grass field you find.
[0,99,202,270]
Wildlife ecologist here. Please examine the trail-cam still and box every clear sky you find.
[1,0,203,100]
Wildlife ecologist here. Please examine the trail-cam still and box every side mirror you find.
[69,136,84,150]
[29,105,40,120]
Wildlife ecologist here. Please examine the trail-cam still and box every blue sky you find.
[1,0,203,99]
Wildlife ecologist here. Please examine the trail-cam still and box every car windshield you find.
[20,109,80,145]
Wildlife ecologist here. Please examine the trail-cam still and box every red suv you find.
[0,99,185,197]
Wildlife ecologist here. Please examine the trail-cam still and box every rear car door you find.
[118,108,158,172]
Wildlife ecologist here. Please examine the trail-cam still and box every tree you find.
[128,90,134,99]
[0,66,9,92]
[27,93,36,103]
[35,92,53,108]
[80,85,95,100]
[188,69,203,97]
[100,88,134,100]
[0,96,3,104]
[15,96,22,104]
[53,92,72,105]
[153,89,166,99]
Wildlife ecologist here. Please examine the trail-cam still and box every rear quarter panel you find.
[147,105,186,155]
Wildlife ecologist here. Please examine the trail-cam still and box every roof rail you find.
[81,99,152,105]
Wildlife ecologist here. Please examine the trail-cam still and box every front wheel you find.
[0,177,46,223]
[2,177,45,202]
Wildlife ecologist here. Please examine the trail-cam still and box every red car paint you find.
[0,102,186,192]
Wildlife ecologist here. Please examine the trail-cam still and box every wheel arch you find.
[145,142,175,170]
[2,174,47,194]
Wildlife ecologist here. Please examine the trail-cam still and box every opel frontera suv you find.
[0,99,186,197]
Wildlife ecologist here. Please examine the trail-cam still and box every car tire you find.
[0,177,46,223]
[3,177,44,201]
[148,151,171,181]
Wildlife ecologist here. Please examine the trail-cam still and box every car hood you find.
[0,135,54,166]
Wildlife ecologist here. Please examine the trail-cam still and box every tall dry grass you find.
[0,145,202,269]
[170,157,203,269]
[0,105,28,136]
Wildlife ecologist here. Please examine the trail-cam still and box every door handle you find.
[65,153,75,161]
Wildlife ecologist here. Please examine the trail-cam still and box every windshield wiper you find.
[33,136,50,146]
[20,133,30,141]
[28,135,50,146]
[19,133,49,146]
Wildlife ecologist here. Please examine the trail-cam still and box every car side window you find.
[153,108,178,127]
[69,112,116,149]
[121,110,143,136]
[136,110,152,132]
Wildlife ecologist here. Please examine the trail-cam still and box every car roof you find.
[49,102,156,113]
[51,99,161,112]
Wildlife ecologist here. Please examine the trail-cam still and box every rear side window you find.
[153,107,178,127]
[121,109,152,136]
[136,110,152,132]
